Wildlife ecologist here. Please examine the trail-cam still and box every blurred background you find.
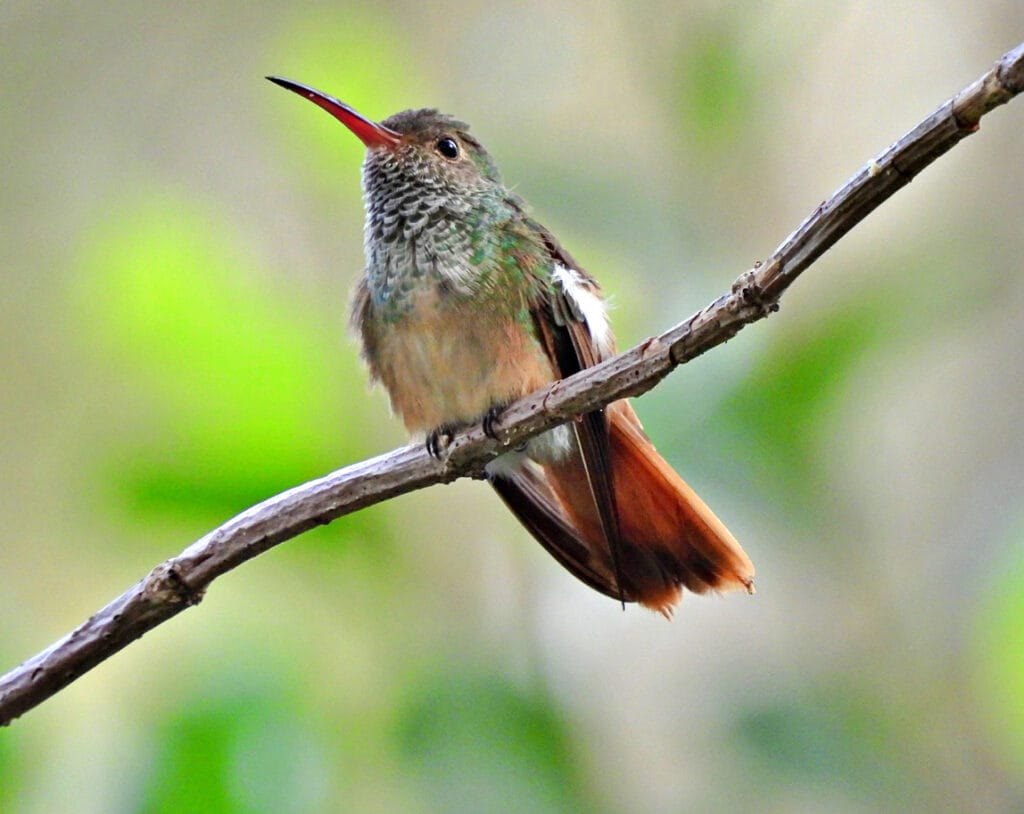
[2,3,1023,812]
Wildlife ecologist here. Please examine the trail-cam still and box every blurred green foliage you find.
[972,526,1024,777]
[139,690,336,814]
[75,195,355,517]
[737,685,908,804]
[715,292,892,507]
[677,22,752,152]
[133,666,589,814]
[395,669,588,814]
[0,733,20,813]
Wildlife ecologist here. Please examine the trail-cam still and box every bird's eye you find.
[436,137,459,159]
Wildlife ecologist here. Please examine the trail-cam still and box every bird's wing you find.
[491,221,631,603]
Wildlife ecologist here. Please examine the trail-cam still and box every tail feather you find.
[490,401,754,616]
[490,462,620,598]
[605,402,754,597]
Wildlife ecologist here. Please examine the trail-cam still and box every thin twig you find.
[1,42,1021,727]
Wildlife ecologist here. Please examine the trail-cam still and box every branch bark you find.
[2,42,1022,727]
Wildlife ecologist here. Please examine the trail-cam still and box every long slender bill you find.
[267,76,400,149]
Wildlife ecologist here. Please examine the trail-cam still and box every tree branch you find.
[2,42,1021,727]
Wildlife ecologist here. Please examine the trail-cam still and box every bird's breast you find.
[366,283,555,435]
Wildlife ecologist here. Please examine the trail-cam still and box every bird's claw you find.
[427,403,509,459]
[482,405,505,441]
[426,424,457,459]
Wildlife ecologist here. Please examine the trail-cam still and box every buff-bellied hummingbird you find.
[268,76,754,616]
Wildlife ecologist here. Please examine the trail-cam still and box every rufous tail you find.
[491,401,754,616]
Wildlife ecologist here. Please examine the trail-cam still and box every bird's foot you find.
[426,424,458,459]
[426,402,513,460]
[482,404,507,442]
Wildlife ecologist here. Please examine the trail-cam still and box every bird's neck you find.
[362,187,522,316]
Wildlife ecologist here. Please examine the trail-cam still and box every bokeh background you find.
[3,4,1023,812]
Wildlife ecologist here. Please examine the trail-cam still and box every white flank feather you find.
[552,264,614,360]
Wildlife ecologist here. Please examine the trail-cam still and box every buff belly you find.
[372,302,549,427]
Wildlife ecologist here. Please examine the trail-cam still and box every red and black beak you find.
[267,76,401,149]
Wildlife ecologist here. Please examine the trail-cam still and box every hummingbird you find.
[268,76,755,615]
